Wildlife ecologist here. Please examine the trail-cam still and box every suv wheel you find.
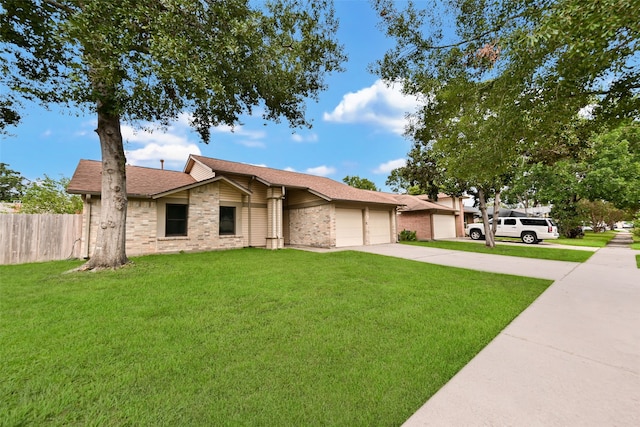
[469,229,483,240]
[521,232,537,244]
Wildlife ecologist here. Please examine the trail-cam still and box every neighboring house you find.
[67,155,401,258]
[393,193,466,240]
[463,205,479,227]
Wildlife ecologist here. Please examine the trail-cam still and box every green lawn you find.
[555,230,617,247]
[1,249,551,426]
[403,240,593,262]
[632,233,640,251]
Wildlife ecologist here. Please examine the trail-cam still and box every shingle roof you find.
[393,194,457,212]
[189,155,399,206]
[68,159,197,197]
[68,157,401,206]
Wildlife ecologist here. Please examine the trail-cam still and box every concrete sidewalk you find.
[398,233,640,426]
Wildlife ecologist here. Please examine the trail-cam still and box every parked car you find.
[465,217,559,244]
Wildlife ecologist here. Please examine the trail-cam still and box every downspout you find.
[430,210,435,240]
[83,194,92,259]
[248,177,253,247]
[280,186,285,248]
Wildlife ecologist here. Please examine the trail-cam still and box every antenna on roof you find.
[160,159,164,170]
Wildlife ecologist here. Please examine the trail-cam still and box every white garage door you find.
[433,214,456,239]
[369,210,392,244]
[336,208,364,247]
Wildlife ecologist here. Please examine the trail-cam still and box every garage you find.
[369,210,392,244]
[432,214,457,239]
[336,208,364,247]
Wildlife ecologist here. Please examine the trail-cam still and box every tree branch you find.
[42,0,75,14]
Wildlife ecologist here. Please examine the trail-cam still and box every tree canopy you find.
[1,0,345,268]
[20,175,83,214]
[342,175,379,191]
[0,162,25,201]
[372,0,639,244]
[505,122,640,236]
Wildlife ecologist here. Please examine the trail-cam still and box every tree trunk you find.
[478,188,495,248]
[491,190,501,236]
[82,109,129,269]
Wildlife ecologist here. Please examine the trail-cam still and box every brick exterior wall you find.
[83,182,245,257]
[287,204,332,248]
[396,211,433,241]
[127,199,159,254]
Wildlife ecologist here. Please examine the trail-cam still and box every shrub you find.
[399,229,417,241]
[633,212,640,239]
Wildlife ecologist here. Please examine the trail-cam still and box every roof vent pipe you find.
[160,159,164,170]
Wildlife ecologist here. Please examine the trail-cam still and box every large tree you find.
[1,0,345,269]
[371,0,639,246]
[504,122,640,236]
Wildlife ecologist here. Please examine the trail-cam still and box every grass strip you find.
[0,249,550,426]
[555,230,617,247]
[403,240,592,262]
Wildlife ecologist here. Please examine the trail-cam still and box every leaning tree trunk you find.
[82,108,129,269]
[478,188,495,248]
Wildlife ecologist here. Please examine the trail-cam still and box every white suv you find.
[466,217,559,244]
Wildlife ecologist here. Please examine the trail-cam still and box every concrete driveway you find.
[350,236,640,426]
[352,242,581,281]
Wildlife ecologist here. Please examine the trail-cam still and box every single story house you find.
[394,194,466,240]
[67,155,403,257]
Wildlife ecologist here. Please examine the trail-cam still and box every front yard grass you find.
[1,249,550,426]
[403,240,593,262]
[555,230,617,247]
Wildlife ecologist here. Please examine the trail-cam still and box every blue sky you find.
[0,1,422,191]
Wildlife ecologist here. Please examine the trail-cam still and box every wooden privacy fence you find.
[0,214,83,265]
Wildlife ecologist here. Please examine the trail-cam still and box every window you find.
[166,204,188,236]
[520,218,547,226]
[219,206,236,235]
[504,219,517,225]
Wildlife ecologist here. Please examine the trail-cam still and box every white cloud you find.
[211,124,267,148]
[122,125,187,146]
[211,124,266,139]
[323,80,422,135]
[374,158,406,174]
[284,167,297,172]
[306,165,336,177]
[291,132,319,143]
[126,142,201,169]
[237,139,266,148]
[122,121,201,169]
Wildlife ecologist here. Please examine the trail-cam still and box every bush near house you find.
[399,229,417,241]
